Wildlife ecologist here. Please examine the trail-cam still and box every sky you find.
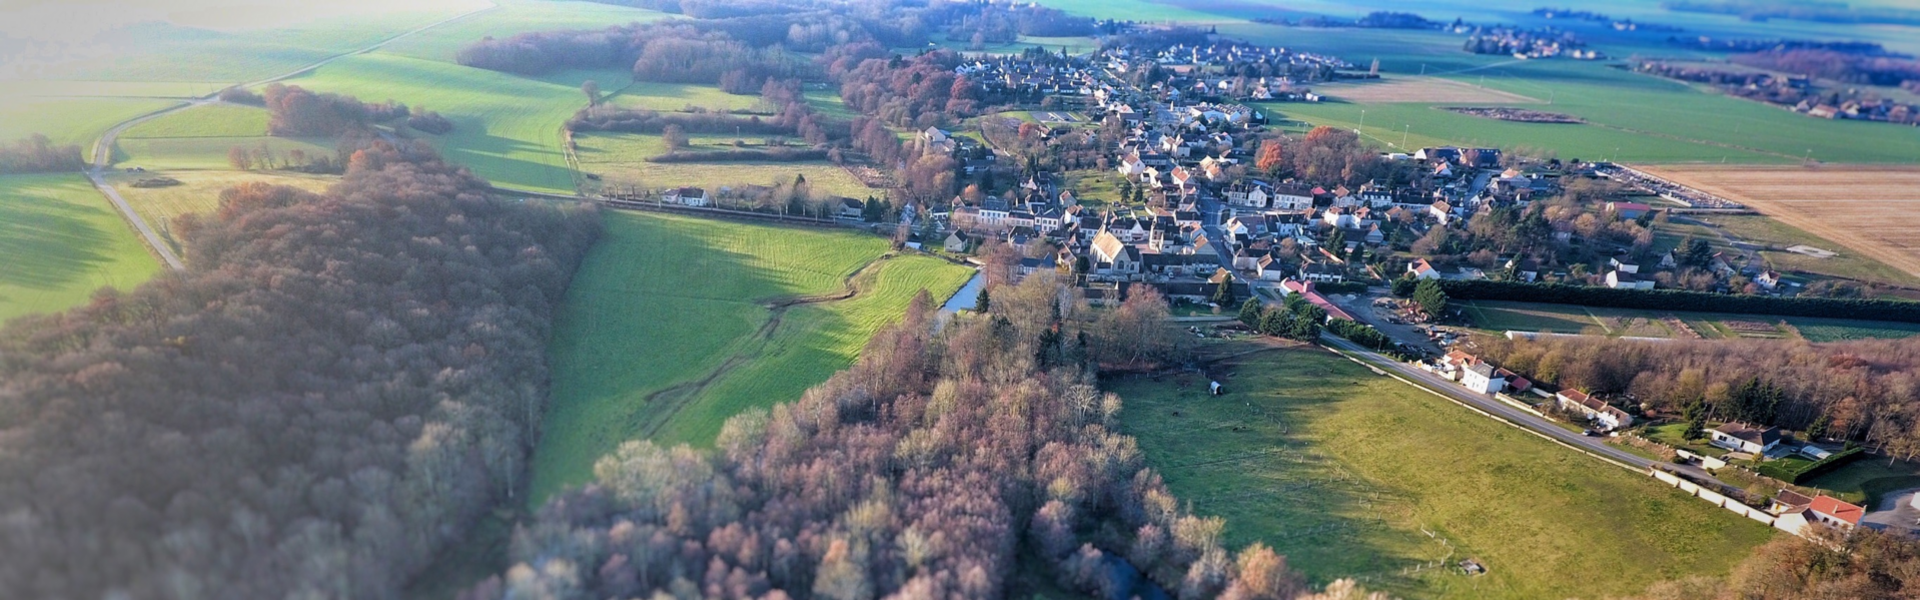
[0,0,481,40]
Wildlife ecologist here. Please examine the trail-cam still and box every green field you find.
[1463,299,1920,341]
[379,0,670,63]
[1109,342,1776,599]
[121,104,271,139]
[0,174,162,325]
[608,82,766,113]
[530,211,971,504]
[574,132,882,199]
[276,53,616,194]
[115,135,339,171]
[105,170,338,258]
[0,97,183,150]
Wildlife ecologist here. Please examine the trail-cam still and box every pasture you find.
[1641,165,1920,281]
[378,0,669,64]
[276,53,615,194]
[105,170,338,258]
[530,212,970,504]
[1312,76,1537,104]
[607,83,767,113]
[120,104,270,138]
[574,132,882,199]
[0,174,161,325]
[0,97,181,150]
[1461,299,1920,342]
[1109,341,1775,599]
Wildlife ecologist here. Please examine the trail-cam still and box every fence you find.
[1648,467,1779,527]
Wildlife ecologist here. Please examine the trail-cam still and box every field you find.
[0,97,182,149]
[607,82,766,113]
[0,174,162,325]
[1462,299,1920,342]
[1108,341,1776,599]
[378,0,670,63]
[104,170,338,257]
[121,104,271,138]
[1640,165,1920,281]
[1312,76,1537,104]
[574,132,882,199]
[530,211,971,505]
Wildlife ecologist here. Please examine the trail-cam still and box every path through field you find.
[83,1,503,272]
[1640,165,1920,279]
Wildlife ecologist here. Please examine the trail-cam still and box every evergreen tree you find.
[1683,399,1709,441]
[976,286,992,313]
[1391,275,1417,298]
[1212,273,1237,306]
[1259,308,1292,336]
[1239,298,1264,326]
[1413,278,1448,316]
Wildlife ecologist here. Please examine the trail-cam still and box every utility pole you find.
[1357,108,1366,134]
[1402,124,1410,148]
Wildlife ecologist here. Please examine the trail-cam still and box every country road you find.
[83,1,501,272]
[1317,334,1733,487]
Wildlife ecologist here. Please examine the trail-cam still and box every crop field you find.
[0,97,182,149]
[121,104,270,139]
[530,212,971,504]
[575,132,882,199]
[1312,76,1537,104]
[1658,214,1920,288]
[1108,341,1776,599]
[0,174,162,325]
[104,170,337,258]
[1462,299,1920,342]
[114,135,337,171]
[1642,165,1920,281]
[277,52,615,194]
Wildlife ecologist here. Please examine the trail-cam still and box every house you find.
[1756,270,1782,291]
[1270,184,1314,211]
[1554,389,1633,429]
[1605,270,1655,290]
[1776,495,1864,536]
[1300,261,1344,283]
[1278,280,1355,321]
[1609,257,1640,274]
[838,198,866,219]
[944,230,971,253]
[1769,489,1815,515]
[1407,259,1441,280]
[1460,360,1509,394]
[1090,231,1141,277]
[664,187,709,207]
[1709,422,1782,455]
[1607,201,1652,219]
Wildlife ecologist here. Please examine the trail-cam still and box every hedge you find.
[1313,281,1371,296]
[1756,446,1864,484]
[1436,280,1920,324]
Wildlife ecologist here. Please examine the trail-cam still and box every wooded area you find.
[0,134,85,173]
[0,143,599,598]
[460,275,1303,600]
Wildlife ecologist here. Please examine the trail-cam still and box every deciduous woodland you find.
[0,134,85,173]
[459,277,1323,600]
[0,143,599,599]
[1477,334,1920,455]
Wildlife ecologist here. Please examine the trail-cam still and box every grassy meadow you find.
[378,0,670,63]
[104,170,338,258]
[1108,341,1776,599]
[0,97,182,150]
[0,174,162,325]
[1461,299,1920,342]
[574,131,882,199]
[530,212,971,504]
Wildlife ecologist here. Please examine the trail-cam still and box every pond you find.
[941,270,985,313]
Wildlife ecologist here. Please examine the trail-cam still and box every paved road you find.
[1318,334,1731,485]
[83,1,501,272]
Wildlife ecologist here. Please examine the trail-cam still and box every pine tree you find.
[1239,298,1264,326]
[1211,273,1236,306]
[1413,279,1448,316]
[975,286,991,313]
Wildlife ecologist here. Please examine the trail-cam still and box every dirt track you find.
[1638,164,1920,278]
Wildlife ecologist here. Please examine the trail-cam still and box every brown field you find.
[1314,75,1538,104]
[1640,164,1920,279]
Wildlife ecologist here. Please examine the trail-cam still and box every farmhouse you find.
[1407,259,1441,280]
[663,187,709,207]
[1554,389,1633,429]
[1774,494,1864,537]
[1709,422,1782,455]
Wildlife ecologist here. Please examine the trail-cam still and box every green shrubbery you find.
[1757,447,1865,484]
[1439,280,1920,324]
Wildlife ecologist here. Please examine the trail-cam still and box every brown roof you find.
[1774,489,1814,509]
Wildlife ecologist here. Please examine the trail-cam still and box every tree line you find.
[455,22,810,92]
[1628,528,1920,600]
[0,142,601,598]
[1474,333,1920,458]
[0,134,85,174]
[460,272,1369,599]
[1435,279,1920,324]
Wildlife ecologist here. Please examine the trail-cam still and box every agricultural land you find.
[1110,341,1776,600]
[0,174,161,323]
[529,211,972,505]
[1640,165,1920,280]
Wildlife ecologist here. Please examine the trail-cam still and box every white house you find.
[664,187,709,207]
[1460,361,1508,394]
[1270,184,1314,211]
[1709,422,1782,455]
[1407,259,1441,280]
[1773,495,1863,537]
[1605,270,1656,290]
[1554,389,1633,429]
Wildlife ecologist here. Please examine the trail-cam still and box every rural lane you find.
[1318,334,1731,486]
[83,1,502,272]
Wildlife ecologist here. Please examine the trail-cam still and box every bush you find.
[1438,279,1920,324]
[1314,281,1370,295]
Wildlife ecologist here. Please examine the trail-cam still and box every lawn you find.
[574,132,882,199]
[104,170,338,259]
[530,212,970,504]
[1802,458,1920,508]
[1109,342,1776,599]
[0,174,162,325]
[276,52,617,194]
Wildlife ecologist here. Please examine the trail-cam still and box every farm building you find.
[1709,422,1782,454]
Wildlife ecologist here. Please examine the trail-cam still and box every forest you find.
[0,142,600,599]
[0,133,85,173]
[1475,333,1920,457]
[459,275,1351,600]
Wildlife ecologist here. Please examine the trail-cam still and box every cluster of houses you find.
[955,54,1101,102]
[1099,41,1355,103]
[1460,25,1602,60]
